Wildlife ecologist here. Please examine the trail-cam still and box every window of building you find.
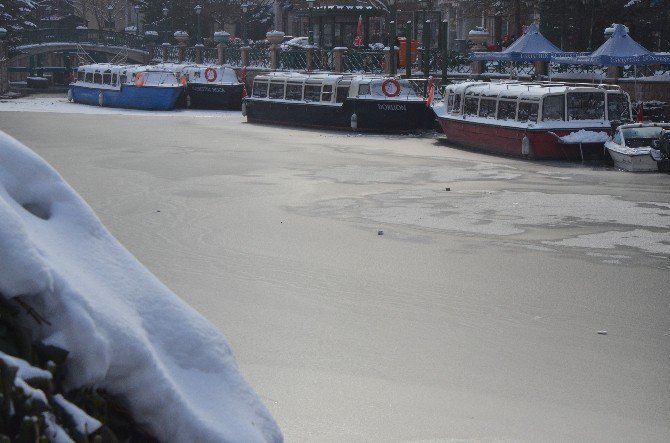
[286,83,303,100]
[542,95,564,121]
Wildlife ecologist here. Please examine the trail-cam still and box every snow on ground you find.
[0,97,242,118]
[0,130,282,442]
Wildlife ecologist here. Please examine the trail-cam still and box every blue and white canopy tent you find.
[552,24,670,66]
[470,24,563,62]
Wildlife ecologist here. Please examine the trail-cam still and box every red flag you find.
[636,102,644,122]
[353,15,364,47]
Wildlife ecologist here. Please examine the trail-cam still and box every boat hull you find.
[70,85,184,111]
[185,83,245,110]
[606,148,660,172]
[436,116,609,161]
[245,98,434,133]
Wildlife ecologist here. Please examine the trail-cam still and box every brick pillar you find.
[471,60,483,76]
[241,46,250,67]
[270,45,279,70]
[534,61,547,78]
[306,47,314,71]
[195,44,203,64]
[178,43,187,62]
[607,65,621,79]
[334,47,345,73]
[162,43,170,62]
[147,42,156,63]
[383,47,391,74]
[217,44,226,65]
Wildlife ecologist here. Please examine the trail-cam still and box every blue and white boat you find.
[68,64,185,111]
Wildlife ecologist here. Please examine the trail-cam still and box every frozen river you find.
[1,97,669,441]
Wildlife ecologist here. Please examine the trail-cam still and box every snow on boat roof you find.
[447,80,624,99]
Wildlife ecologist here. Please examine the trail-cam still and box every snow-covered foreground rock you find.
[0,130,282,442]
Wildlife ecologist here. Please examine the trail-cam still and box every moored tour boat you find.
[432,81,632,160]
[243,72,434,133]
[605,122,670,172]
[68,64,184,111]
[155,63,245,110]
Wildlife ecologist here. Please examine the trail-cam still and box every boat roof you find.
[447,80,624,100]
[617,122,670,130]
[76,63,177,75]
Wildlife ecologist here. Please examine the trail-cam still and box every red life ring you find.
[382,78,401,97]
[204,67,217,82]
[134,72,145,87]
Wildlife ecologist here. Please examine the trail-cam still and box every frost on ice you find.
[0,130,282,442]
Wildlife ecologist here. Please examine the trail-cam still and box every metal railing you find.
[17,28,147,51]
[344,50,384,73]
[248,48,270,68]
[279,50,308,70]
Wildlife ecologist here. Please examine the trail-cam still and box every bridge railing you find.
[17,28,147,51]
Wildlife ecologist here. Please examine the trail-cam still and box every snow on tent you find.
[552,23,670,66]
[470,23,563,62]
[0,129,283,443]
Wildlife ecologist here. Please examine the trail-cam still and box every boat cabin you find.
[74,64,181,89]
[154,63,241,85]
[250,72,426,105]
[440,81,631,125]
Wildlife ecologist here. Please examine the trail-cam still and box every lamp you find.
[306,0,316,46]
[241,3,250,45]
[195,5,203,44]
[134,4,140,36]
[107,5,114,30]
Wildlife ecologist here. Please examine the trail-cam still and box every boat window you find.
[567,92,605,120]
[321,84,333,102]
[336,86,349,103]
[102,71,112,85]
[120,74,127,84]
[252,80,268,98]
[464,97,479,116]
[85,72,93,83]
[542,95,564,121]
[612,130,622,144]
[358,83,370,96]
[607,93,630,121]
[451,94,462,113]
[286,83,303,100]
[446,94,454,112]
[478,99,496,118]
[77,71,84,82]
[517,102,538,123]
[304,85,321,102]
[268,82,285,99]
[111,74,118,86]
[497,100,516,120]
[93,73,102,84]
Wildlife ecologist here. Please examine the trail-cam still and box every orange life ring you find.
[204,67,217,82]
[134,72,145,87]
[381,78,401,97]
[181,76,188,87]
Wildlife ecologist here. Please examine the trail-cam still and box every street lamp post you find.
[107,5,114,31]
[195,5,203,44]
[162,6,169,44]
[306,0,316,46]
[241,3,250,45]
[388,0,396,75]
[134,4,140,36]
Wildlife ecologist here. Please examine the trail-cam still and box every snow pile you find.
[0,131,282,442]
[560,130,610,143]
